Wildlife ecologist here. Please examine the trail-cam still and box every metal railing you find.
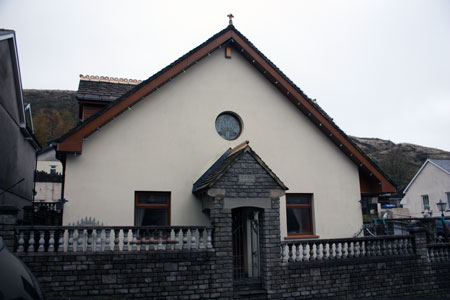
[281,235,414,263]
[16,226,213,253]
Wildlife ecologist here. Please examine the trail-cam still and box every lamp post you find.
[436,199,448,242]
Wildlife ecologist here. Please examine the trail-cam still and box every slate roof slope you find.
[430,159,450,174]
[77,80,137,102]
[54,24,396,193]
[193,141,288,193]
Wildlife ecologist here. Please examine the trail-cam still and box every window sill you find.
[284,235,320,240]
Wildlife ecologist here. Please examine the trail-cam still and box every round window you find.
[215,112,242,140]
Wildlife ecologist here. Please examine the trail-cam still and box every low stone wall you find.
[3,214,450,299]
[18,249,450,300]
[18,250,218,300]
[273,229,450,299]
[278,256,450,299]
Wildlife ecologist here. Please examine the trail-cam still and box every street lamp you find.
[436,199,447,217]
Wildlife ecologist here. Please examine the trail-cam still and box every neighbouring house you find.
[401,159,450,218]
[53,24,396,247]
[34,147,63,203]
[0,30,40,221]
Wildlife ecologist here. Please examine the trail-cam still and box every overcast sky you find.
[1,0,449,151]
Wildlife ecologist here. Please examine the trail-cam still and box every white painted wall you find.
[35,182,62,202]
[36,161,63,174]
[402,162,450,218]
[37,148,63,174]
[63,48,362,238]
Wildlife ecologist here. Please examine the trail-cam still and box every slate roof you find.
[430,159,450,174]
[193,141,288,193]
[77,80,137,102]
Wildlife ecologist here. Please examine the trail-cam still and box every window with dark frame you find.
[135,191,170,226]
[422,195,430,211]
[286,194,313,236]
[50,165,57,174]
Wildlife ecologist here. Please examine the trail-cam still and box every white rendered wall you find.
[36,161,63,174]
[63,48,362,239]
[402,162,450,218]
[35,182,62,202]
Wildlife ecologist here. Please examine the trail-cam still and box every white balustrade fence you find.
[281,235,414,263]
[427,244,450,262]
[16,226,213,253]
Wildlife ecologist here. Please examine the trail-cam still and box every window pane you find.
[287,207,312,234]
[422,195,429,209]
[137,208,168,226]
[50,165,57,174]
[137,193,167,205]
[287,195,309,205]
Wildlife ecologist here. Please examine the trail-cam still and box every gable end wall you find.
[403,162,450,218]
[63,47,362,238]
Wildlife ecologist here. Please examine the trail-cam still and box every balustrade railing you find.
[16,226,213,253]
[33,202,61,212]
[427,243,450,262]
[281,235,413,263]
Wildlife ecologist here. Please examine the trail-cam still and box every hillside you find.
[350,137,450,188]
[23,89,450,189]
[23,89,78,146]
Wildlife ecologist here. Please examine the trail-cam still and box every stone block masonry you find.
[16,240,450,299]
[18,250,217,300]
[279,255,450,299]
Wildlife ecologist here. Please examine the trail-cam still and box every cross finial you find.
[227,13,234,25]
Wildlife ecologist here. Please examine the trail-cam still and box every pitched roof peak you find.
[229,140,249,156]
[79,74,142,85]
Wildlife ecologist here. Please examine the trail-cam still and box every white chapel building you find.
[54,24,396,240]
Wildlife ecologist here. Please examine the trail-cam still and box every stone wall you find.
[18,251,217,300]
[14,241,450,300]
[2,222,450,299]
[213,152,282,199]
[279,256,450,299]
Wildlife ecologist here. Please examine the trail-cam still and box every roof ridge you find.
[228,140,249,156]
[79,74,142,85]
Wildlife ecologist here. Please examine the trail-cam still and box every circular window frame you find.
[215,111,243,141]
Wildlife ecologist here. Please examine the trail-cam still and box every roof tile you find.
[77,80,137,102]
[430,159,450,173]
